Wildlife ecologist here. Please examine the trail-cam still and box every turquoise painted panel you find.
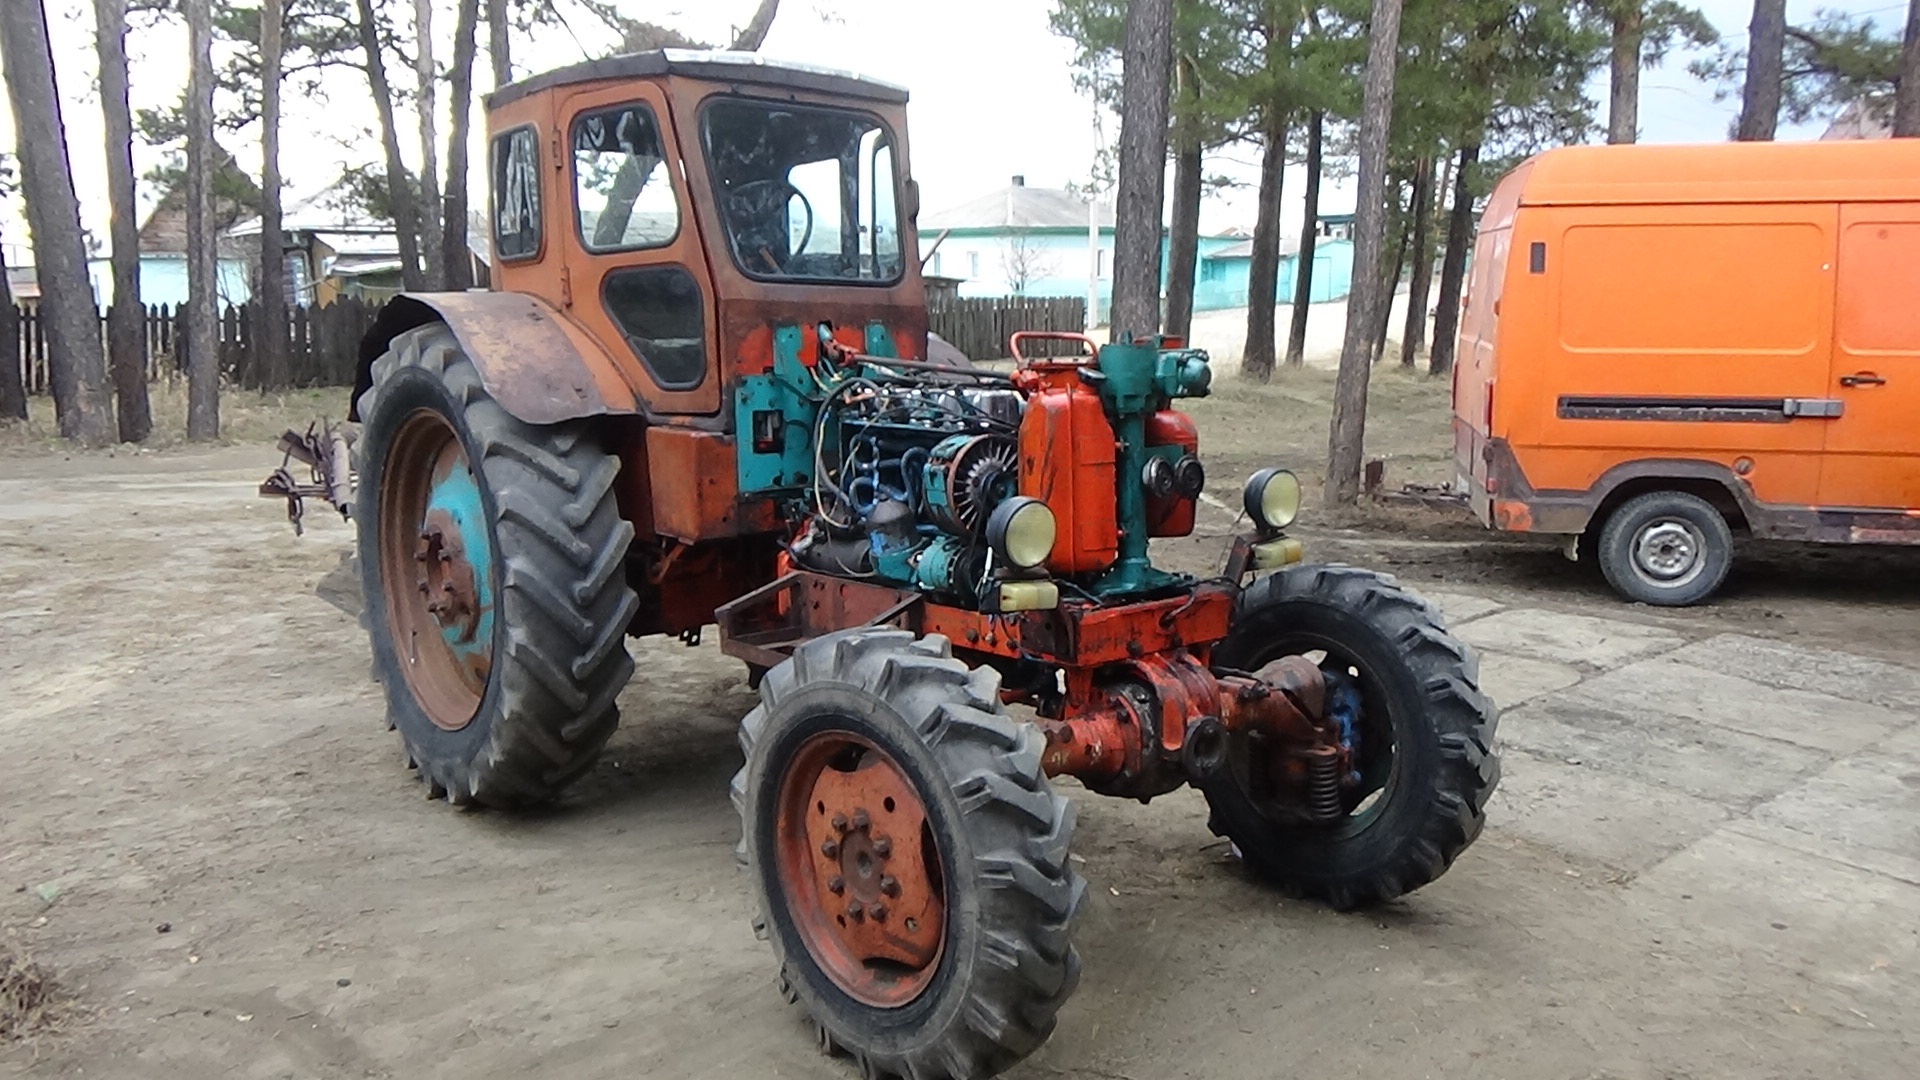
[734,323,819,493]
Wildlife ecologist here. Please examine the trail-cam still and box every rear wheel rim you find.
[378,409,495,732]
[1631,517,1706,586]
[775,730,947,1007]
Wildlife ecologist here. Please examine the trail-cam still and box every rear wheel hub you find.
[378,410,496,732]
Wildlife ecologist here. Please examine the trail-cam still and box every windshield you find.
[701,99,903,284]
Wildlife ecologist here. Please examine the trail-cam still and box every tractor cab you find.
[482,50,927,418]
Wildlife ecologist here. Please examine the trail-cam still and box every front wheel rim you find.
[377,409,496,732]
[774,730,947,1007]
[1230,638,1402,831]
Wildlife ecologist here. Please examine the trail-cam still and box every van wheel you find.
[1596,491,1732,606]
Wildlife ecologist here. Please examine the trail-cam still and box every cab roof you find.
[1516,138,1920,207]
[485,49,911,110]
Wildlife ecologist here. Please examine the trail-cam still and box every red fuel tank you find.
[1016,366,1119,574]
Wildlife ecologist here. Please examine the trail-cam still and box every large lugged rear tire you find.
[1207,565,1498,909]
[732,629,1083,1080]
[356,323,638,807]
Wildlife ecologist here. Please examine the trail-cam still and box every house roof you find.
[1822,98,1892,140]
[227,180,394,240]
[5,265,39,301]
[228,184,490,261]
[137,142,262,257]
[921,178,1113,232]
[1206,238,1307,261]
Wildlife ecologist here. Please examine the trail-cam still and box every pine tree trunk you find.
[185,0,219,439]
[1428,142,1479,378]
[1609,5,1643,144]
[257,0,290,388]
[95,0,150,440]
[1371,170,1407,365]
[0,0,114,445]
[357,0,427,292]
[1284,109,1323,367]
[414,0,443,288]
[1896,0,1920,137]
[1328,0,1404,507]
[1399,155,1436,367]
[1240,112,1288,380]
[1737,0,1787,141]
[487,0,510,85]
[730,0,782,50]
[442,0,480,290]
[1163,51,1202,341]
[0,240,24,422]
[1108,0,1174,340]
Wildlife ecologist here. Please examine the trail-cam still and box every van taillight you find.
[1483,381,1495,431]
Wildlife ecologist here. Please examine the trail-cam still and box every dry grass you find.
[0,945,71,1042]
[0,381,355,459]
[1184,362,1457,512]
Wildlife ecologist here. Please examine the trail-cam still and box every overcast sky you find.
[1,0,1909,265]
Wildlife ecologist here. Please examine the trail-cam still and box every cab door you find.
[556,82,722,415]
[1819,203,1920,511]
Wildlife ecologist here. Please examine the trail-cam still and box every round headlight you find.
[1243,468,1301,532]
[986,497,1057,569]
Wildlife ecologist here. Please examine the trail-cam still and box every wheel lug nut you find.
[820,839,839,858]
[872,836,892,858]
[830,813,848,834]
[851,809,870,832]
[847,901,864,921]
[879,875,900,898]
[827,875,844,895]
[869,902,888,922]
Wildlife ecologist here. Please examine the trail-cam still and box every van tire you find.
[1596,491,1732,606]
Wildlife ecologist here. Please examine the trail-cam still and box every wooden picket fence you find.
[5,292,1085,394]
[927,294,1087,361]
[5,298,381,394]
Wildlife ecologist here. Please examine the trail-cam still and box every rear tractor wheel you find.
[733,629,1083,1080]
[1207,565,1499,909]
[355,323,639,807]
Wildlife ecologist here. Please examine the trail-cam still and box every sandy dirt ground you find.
[2,374,1917,1080]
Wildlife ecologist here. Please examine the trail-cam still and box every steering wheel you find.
[726,178,814,274]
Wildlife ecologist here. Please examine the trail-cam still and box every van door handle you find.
[1840,372,1888,387]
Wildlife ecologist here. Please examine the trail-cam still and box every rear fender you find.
[351,293,638,424]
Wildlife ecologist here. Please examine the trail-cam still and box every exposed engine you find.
[788,368,1032,606]
[775,326,1220,612]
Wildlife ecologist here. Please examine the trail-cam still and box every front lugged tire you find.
[732,629,1083,1080]
[1207,565,1498,908]
[356,323,638,807]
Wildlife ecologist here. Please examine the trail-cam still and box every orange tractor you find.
[295,50,1497,1080]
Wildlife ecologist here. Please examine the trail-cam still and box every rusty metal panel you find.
[406,291,637,424]
[647,427,746,541]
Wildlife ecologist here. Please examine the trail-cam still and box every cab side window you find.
[573,103,679,252]
[491,126,541,261]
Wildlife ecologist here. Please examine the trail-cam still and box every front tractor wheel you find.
[733,630,1083,1080]
[356,323,639,807]
[1207,565,1499,909]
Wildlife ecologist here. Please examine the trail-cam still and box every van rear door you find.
[1453,163,1527,523]
[1819,203,1920,513]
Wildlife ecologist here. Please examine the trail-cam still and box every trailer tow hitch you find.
[259,423,355,535]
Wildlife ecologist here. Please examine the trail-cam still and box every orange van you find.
[1453,139,1920,605]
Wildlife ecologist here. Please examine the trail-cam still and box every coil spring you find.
[1305,750,1343,823]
